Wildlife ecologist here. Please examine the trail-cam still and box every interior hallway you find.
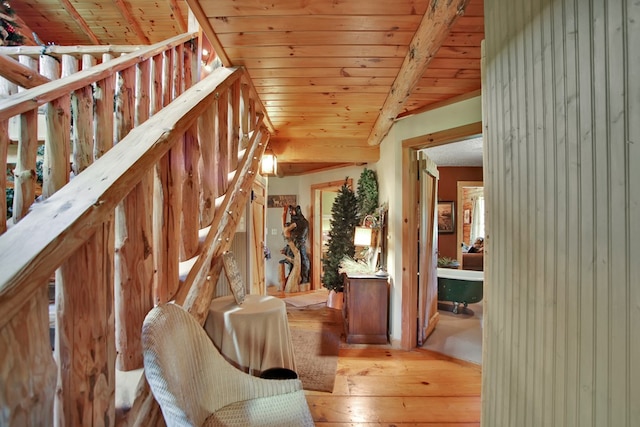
[278,292,482,426]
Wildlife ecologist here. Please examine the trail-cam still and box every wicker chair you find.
[142,303,314,426]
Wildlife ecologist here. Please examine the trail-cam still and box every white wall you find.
[482,0,639,425]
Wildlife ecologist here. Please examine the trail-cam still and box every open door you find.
[417,152,439,345]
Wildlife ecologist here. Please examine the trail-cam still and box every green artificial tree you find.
[0,2,25,46]
[356,168,378,222]
[322,179,358,292]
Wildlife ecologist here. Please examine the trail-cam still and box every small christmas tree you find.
[356,168,378,221]
[0,2,25,46]
[322,179,358,292]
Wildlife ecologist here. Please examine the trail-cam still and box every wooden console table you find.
[343,273,389,344]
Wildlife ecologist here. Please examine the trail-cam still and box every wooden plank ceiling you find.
[9,0,483,176]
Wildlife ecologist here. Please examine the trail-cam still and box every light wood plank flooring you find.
[279,291,482,426]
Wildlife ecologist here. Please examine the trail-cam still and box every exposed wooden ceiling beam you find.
[0,53,50,89]
[59,0,101,45]
[269,138,379,164]
[367,0,471,146]
[113,0,151,45]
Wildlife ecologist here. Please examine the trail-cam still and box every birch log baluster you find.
[174,44,184,96]
[0,78,16,234]
[94,74,115,160]
[12,56,38,222]
[40,55,71,198]
[71,80,94,175]
[152,52,180,302]
[240,82,250,149]
[82,54,96,71]
[229,81,240,171]
[60,54,77,78]
[198,102,217,227]
[181,124,200,260]
[0,285,57,426]
[55,221,115,427]
[180,44,200,260]
[218,88,229,193]
[12,109,37,223]
[114,65,154,371]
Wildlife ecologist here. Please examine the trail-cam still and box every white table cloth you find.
[204,295,296,376]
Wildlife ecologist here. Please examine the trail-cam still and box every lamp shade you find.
[261,153,277,176]
[353,226,373,247]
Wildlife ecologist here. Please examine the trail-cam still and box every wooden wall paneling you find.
[55,220,115,426]
[12,109,37,222]
[482,0,639,425]
[40,55,71,198]
[198,102,217,227]
[0,285,56,426]
[627,0,640,417]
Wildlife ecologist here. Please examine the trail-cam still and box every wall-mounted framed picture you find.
[267,194,297,208]
[437,201,455,234]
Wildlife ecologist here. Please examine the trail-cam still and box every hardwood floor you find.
[279,290,482,426]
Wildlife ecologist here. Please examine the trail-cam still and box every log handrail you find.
[0,45,268,423]
[0,67,241,325]
[0,32,197,120]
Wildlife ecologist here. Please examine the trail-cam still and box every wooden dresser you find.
[342,273,389,344]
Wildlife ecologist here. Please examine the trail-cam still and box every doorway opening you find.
[400,122,483,350]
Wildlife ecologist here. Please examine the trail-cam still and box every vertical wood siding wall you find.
[482,0,639,426]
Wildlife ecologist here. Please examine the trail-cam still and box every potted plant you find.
[322,179,358,308]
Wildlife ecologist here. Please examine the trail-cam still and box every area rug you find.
[283,289,328,308]
[288,305,343,392]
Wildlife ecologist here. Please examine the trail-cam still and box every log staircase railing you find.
[0,32,269,426]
